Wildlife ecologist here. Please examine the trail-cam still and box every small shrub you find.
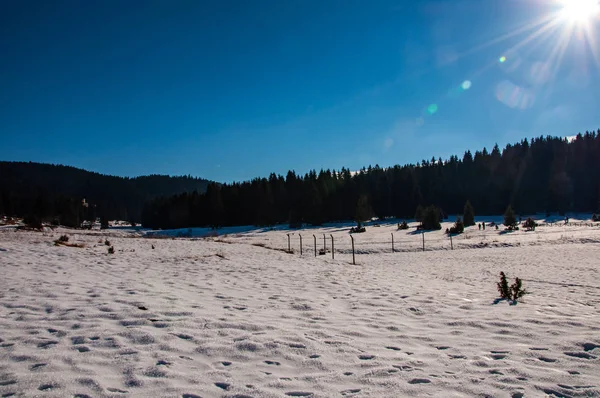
[350,226,366,233]
[108,246,115,254]
[497,271,529,302]
[398,221,409,230]
[58,235,69,242]
[448,217,465,234]
[104,239,110,246]
[523,217,538,231]
[318,249,326,256]
[592,214,599,222]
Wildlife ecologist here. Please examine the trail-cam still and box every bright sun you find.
[559,0,600,23]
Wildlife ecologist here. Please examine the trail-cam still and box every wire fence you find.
[261,222,600,264]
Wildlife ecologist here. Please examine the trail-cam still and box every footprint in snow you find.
[564,351,596,359]
[408,378,431,384]
[214,382,230,390]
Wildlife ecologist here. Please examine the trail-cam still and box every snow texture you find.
[1,220,599,397]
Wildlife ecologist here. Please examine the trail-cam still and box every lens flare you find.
[495,80,536,110]
[461,80,472,90]
[499,56,507,63]
[427,104,439,115]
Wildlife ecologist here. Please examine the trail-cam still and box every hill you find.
[0,161,210,225]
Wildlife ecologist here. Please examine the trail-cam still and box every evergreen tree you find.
[463,200,475,227]
[355,195,372,228]
[504,205,517,229]
[100,215,109,230]
[497,272,510,299]
[421,205,442,230]
[415,205,424,222]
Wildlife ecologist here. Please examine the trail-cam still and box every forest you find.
[0,161,210,227]
[2,131,599,230]
[141,131,600,230]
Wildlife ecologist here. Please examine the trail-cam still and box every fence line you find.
[280,224,600,264]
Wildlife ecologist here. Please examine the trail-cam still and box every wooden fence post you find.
[330,234,334,259]
[287,233,291,253]
[422,231,425,252]
[391,233,394,253]
[299,234,303,256]
[323,234,326,251]
[350,235,355,265]
[450,234,453,250]
[313,234,317,257]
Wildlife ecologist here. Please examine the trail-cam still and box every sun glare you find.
[559,0,600,24]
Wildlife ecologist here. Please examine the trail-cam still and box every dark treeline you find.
[142,131,600,230]
[0,162,210,226]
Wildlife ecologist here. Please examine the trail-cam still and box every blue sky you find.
[1,0,599,182]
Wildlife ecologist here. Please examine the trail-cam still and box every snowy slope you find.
[0,226,599,397]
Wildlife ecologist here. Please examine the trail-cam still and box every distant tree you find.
[24,214,42,229]
[100,215,109,230]
[421,205,442,230]
[504,205,517,230]
[288,210,302,229]
[523,217,537,231]
[448,216,464,234]
[463,200,475,227]
[415,205,424,223]
[206,183,225,229]
[355,195,373,228]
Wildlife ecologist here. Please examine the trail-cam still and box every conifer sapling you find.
[497,272,511,299]
[510,277,528,301]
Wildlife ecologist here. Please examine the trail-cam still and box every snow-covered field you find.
[1,223,599,397]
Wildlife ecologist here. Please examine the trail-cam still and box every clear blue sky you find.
[1,0,599,182]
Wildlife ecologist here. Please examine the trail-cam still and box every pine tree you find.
[504,205,517,229]
[449,216,464,234]
[100,215,109,230]
[510,277,528,301]
[463,200,475,227]
[415,205,424,223]
[355,195,372,228]
[421,205,442,230]
[497,272,510,299]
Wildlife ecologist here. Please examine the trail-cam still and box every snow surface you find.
[1,224,599,397]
